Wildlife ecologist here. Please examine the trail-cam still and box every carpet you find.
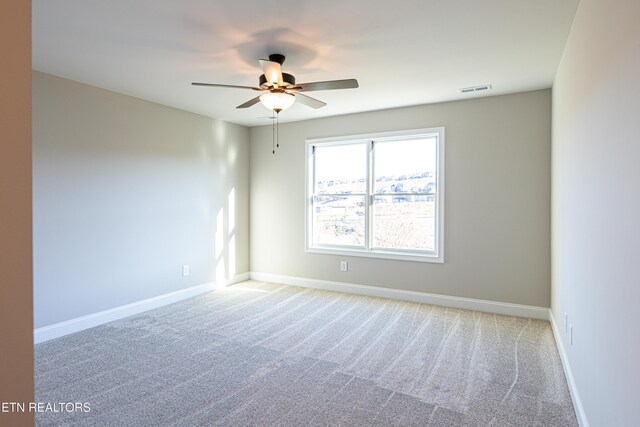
[35,281,577,426]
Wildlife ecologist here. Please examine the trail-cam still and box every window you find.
[306,128,444,263]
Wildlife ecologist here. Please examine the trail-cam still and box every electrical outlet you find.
[570,324,573,346]
[564,313,568,332]
[340,261,348,272]
[182,265,190,277]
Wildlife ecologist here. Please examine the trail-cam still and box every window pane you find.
[372,195,435,251]
[374,137,437,194]
[313,195,365,247]
[315,143,367,194]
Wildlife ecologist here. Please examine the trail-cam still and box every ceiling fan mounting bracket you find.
[268,53,285,65]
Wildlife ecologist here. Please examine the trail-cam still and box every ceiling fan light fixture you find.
[260,92,295,112]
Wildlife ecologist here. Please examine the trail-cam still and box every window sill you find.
[306,246,444,263]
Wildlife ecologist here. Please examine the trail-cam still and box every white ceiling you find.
[33,0,578,127]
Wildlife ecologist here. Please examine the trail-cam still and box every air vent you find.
[460,84,492,93]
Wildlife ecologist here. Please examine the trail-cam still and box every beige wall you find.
[33,72,250,328]
[250,90,551,307]
[0,1,34,425]
[551,0,640,424]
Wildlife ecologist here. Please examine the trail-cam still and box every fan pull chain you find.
[271,108,282,154]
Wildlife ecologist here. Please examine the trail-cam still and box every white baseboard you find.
[549,312,589,427]
[248,272,549,320]
[34,273,249,344]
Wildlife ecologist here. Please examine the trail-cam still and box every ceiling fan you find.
[191,53,359,113]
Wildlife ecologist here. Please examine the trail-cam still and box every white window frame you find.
[305,127,445,263]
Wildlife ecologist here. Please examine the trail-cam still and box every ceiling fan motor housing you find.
[259,73,296,88]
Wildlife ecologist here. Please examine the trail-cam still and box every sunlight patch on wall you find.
[215,208,224,258]
[228,188,235,234]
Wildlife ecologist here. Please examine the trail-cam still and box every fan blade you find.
[236,96,262,109]
[294,93,326,109]
[259,59,283,87]
[192,82,262,91]
[295,79,359,92]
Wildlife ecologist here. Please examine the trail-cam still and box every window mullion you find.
[311,145,317,196]
[310,145,317,247]
[366,140,374,251]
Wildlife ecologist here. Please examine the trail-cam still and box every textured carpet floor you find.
[35,281,577,426]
